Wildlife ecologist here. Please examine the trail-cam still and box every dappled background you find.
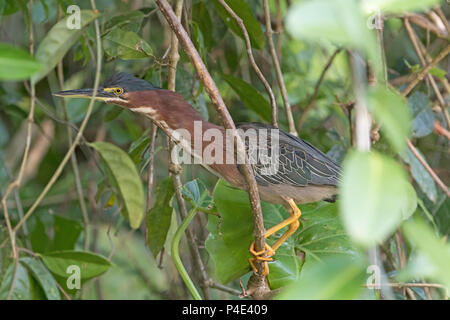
[0,0,449,300]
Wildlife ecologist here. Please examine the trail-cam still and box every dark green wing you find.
[236,122,341,187]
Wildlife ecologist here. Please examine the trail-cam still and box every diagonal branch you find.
[155,0,271,299]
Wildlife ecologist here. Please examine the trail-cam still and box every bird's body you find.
[55,73,341,275]
[127,89,340,206]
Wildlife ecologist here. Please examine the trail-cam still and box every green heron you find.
[55,73,340,276]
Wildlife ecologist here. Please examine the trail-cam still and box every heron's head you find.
[53,72,159,109]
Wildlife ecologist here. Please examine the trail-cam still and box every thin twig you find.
[207,280,241,296]
[218,0,278,128]
[165,0,211,300]
[12,0,103,234]
[2,0,36,299]
[155,0,269,299]
[263,0,297,135]
[298,48,341,128]
[407,139,450,197]
[56,59,90,250]
[403,19,450,128]
[434,120,450,140]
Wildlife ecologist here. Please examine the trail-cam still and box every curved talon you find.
[249,242,274,276]
[249,242,275,258]
[249,258,269,276]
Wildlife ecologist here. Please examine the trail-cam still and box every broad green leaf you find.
[212,0,265,49]
[340,151,415,247]
[20,257,61,300]
[401,147,437,202]
[362,0,443,14]
[40,250,111,280]
[51,215,83,251]
[367,87,410,153]
[294,202,357,264]
[278,254,367,300]
[402,219,450,289]
[31,216,51,253]
[286,0,382,80]
[206,180,302,288]
[31,10,99,84]
[0,42,42,80]
[192,1,214,49]
[147,177,175,258]
[103,27,152,60]
[104,10,146,34]
[0,263,31,300]
[222,73,272,122]
[408,92,435,138]
[89,141,145,229]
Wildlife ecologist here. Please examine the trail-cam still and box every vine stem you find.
[171,206,203,300]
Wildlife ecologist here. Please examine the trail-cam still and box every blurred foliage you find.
[0,0,449,300]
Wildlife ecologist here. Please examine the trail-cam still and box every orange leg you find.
[249,198,302,276]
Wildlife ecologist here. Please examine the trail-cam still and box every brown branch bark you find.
[155,0,270,299]
[407,139,450,198]
[403,19,450,128]
[218,0,278,128]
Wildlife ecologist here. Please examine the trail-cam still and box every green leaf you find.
[30,216,51,253]
[401,147,437,202]
[362,0,443,14]
[40,250,111,280]
[402,219,450,289]
[221,73,272,122]
[104,10,146,34]
[103,27,152,60]
[206,180,301,288]
[340,151,416,247]
[128,130,150,165]
[51,215,83,251]
[294,202,357,263]
[20,257,61,300]
[31,10,99,84]
[286,0,382,80]
[367,87,410,153]
[212,0,265,49]
[428,67,447,80]
[278,254,367,299]
[192,1,214,49]
[408,92,435,138]
[0,263,31,300]
[181,179,213,210]
[147,177,175,258]
[0,42,42,80]
[89,141,145,229]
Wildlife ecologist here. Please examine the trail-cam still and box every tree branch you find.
[155,0,270,299]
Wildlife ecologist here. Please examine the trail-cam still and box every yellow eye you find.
[114,87,123,95]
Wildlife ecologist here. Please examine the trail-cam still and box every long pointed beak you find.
[53,88,112,100]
